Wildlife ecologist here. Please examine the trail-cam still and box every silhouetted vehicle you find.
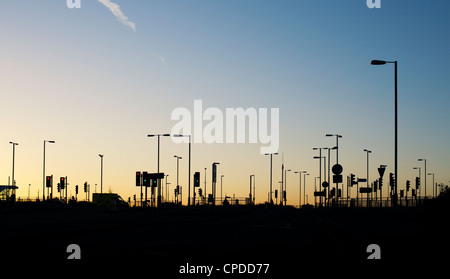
[92,193,129,208]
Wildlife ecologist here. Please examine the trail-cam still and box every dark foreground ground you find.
[1,202,449,275]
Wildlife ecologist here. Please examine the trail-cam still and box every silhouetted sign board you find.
[332,164,343,175]
[333,174,342,183]
[359,187,372,193]
[149,173,165,179]
[322,181,329,188]
[314,191,326,197]
[378,167,386,178]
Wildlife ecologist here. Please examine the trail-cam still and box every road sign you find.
[322,181,329,188]
[314,191,326,197]
[333,174,343,184]
[332,164,343,175]
[359,187,372,193]
[378,167,386,178]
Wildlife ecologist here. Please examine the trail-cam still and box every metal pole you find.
[270,154,273,204]
[43,141,46,201]
[188,136,191,206]
[394,61,398,206]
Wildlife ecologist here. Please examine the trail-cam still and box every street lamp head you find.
[418,158,425,161]
[213,162,220,165]
[313,156,321,159]
[147,134,155,137]
[413,167,419,170]
[99,154,103,157]
[371,60,387,65]
[428,173,433,175]
[48,140,55,143]
[364,149,372,153]
[287,169,291,172]
[162,134,171,137]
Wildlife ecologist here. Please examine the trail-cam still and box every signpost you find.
[332,164,343,206]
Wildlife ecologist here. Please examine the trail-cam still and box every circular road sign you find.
[332,164,343,175]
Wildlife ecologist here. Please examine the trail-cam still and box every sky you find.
[0,0,449,206]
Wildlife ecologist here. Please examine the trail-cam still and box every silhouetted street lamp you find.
[363,149,372,188]
[284,169,291,206]
[418,158,427,198]
[313,147,324,206]
[428,172,435,198]
[43,140,55,201]
[9,142,18,187]
[325,134,342,164]
[173,134,191,206]
[294,171,306,207]
[303,173,310,205]
[99,154,103,193]
[147,133,171,206]
[264,152,278,204]
[212,162,220,206]
[174,155,182,204]
[371,59,398,206]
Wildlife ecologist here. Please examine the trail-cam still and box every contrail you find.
[98,0,136,32]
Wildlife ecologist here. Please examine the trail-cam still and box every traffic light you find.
[275,189,278,199]
[389,173,395,188]
[143,172,149,187]
[194,172,200,187]
[75,185,78,194]
[198,188,202,196]
[406,180,411,192]
[46,176,51,188]
[152,177,157,188]
[57,183,60,193]
[84,182,87,192]
[379,178,383,188]
[416,177,420,189]
[350,174,356,186]
[60,177,65,190]
[136,171,141,186]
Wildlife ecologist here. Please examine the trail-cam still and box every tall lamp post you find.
[371,59,398,206]
[363,149,372,188]
[98,154,104,194]
[313,147,324,206]
[147,133,171,207]
[428,172,435,198]
[173,134,191,206]
[43,140,55,201]
[264,153,278,204]
[284,169,291,206]
[9,142,18,187]
[212,162,220,206]
[303,173,310,205]
[294,171,306,208]
[418,158,427,199]
[221,175,224,205]
[174,155,182,205]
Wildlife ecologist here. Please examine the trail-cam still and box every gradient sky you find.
[1,0,449,205]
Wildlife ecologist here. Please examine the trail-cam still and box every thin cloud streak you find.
[98,0,136,32]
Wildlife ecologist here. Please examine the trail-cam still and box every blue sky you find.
[0,0,449,204]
